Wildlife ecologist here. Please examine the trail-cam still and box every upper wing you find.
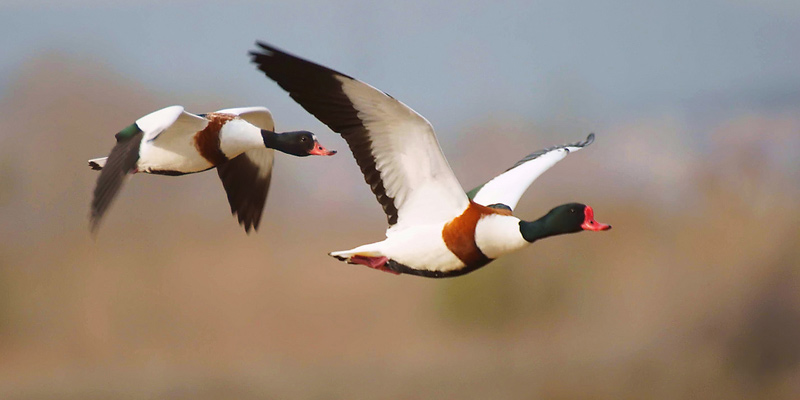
[214,106,275,131]
[213,107,276,233]
[469,133,595,210]
[249,42,468,230]
[89,128,144,234]
[139,105,208,143]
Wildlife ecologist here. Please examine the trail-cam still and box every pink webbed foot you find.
[348,255,400,275]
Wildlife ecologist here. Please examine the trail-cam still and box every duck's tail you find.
[329,250,379,263]
[329,243,384,262]
[329,245,399,275]
[88,157,107,170]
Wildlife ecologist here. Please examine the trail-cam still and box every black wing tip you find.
[505,132,598,171]
[88,161,103,170]
[581,132,595,147]
[237,214,260,234]
[565,132,595,150]
[88,191,109,237]
[253,40,275,51]
[248,40,358,82]
[249,41,276,64]
[568,133,595,149]
[249,41,289,61]
[88,215,101,236]
[225,202,260,234]
[218,157,269,235]
[88,200,107,237]
[227,201,262,234]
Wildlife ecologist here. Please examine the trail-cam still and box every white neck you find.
[218,119,264,158]
[474,214,529,259]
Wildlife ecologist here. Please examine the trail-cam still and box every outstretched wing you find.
[214,107,276,233]
[141,106,209,150]
[89,126,144,234]
[249,42,468,231]
[468,133,595,210]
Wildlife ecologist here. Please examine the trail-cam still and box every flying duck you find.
[249,42,611,278]
[88,105,336,234]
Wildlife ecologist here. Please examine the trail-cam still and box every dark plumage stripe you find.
[194,113,233,166]
[506,133,594,171]
[249,42,400,225]
[441,202,494,268]
[90,130,144,233]
[216,153,272,233]
[383,259,488,279]
[148,169,199,176]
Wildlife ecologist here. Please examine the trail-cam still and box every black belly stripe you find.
[385,259,493,279]
[148,166,213,176]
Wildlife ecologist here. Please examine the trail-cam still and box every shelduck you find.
[249,42,611,278]
[87,106,336,234]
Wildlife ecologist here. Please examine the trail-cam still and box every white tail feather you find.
[88,157,107,170]
[329,247,384,261]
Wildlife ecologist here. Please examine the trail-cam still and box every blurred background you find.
[1,0,799,398]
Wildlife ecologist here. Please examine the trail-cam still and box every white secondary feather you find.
[134,106,203,142]
[142,107,209,143]
[136,108,210,172]
[336,76,469,233]
[88,157,107,168]
[471,134,594,211]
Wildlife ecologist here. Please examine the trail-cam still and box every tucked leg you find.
[348,255,400,275]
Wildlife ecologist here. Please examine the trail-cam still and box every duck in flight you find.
[88,105,336,234]
[249,42,610,278]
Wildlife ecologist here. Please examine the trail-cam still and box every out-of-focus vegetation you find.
[0,54,798,399]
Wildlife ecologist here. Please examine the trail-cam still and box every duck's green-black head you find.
[520,203,611,243]
[263,130,337,157]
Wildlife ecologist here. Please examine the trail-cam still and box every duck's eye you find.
[300,136,308,142]
[570,208,575,213]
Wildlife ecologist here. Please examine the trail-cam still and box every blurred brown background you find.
[2,2,800,399]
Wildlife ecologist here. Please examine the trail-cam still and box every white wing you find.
[250,42,469,231]
[135,105,208,142]
[470,134,595,210]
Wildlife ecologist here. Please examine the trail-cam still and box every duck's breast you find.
[218,119,264,158]
[474,214,528,259]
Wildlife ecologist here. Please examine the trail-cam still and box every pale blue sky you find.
[2,0,799,134]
